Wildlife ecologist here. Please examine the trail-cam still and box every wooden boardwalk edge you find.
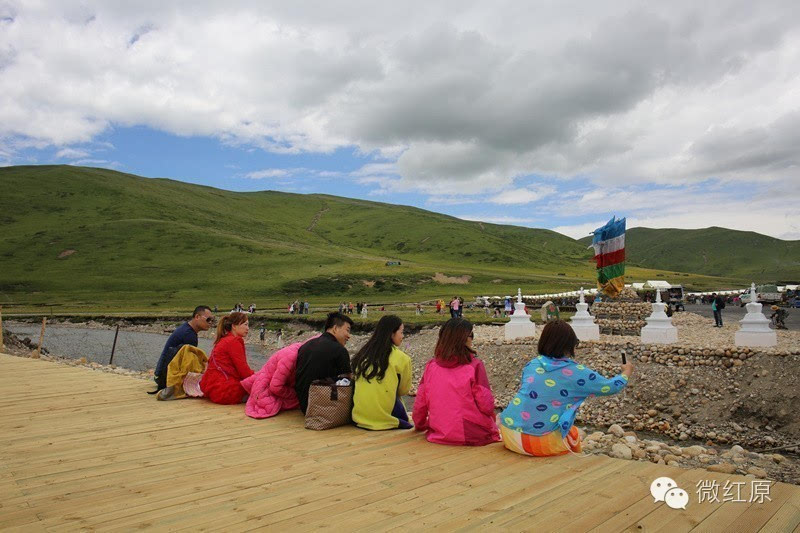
[1,353,798,532]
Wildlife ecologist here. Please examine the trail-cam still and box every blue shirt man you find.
[153,306,214,390]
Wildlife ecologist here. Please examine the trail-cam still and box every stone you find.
[586,432,605,442]
[771,454,786,464]
[707,463,737,474]
[731,445,745,454]
[682,445,707,457]
[610,443,633,460]
[747,467,768,479]
[607,424,625,437]
[664,454,681,463]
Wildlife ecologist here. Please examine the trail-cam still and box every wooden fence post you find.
[0,305,4,353]
[35,317,47,358]
[109,325,120,365]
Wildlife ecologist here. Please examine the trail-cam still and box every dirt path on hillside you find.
[307,206,330,231]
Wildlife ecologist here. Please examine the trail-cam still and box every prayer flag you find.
[589,216,626,298]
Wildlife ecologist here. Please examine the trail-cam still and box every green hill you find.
[578,227,800,281]
[0,165,751,312]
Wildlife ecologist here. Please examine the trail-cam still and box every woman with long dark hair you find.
[199,312,255,404]
[412,318,500,446]
[351,315,413,430]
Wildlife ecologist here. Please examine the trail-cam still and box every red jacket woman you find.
[200,312,254,404]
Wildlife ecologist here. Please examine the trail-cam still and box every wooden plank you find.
[586,465,698,531]
[756,489,800,532]
[1,353,798,532]
[685,479,795,532]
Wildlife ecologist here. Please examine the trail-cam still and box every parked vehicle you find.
[740,285,783,306]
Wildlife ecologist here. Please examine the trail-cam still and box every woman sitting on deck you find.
[499,319,634,456]
[351,315,413,430]
[200,312,254,405]
[413,318,500,446]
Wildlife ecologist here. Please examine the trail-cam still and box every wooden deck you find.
[1,353,798,532]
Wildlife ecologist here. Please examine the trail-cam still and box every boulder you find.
[607,424,625,437]
[610,443,633,460]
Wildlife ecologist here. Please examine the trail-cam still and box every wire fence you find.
[4,322,272,372]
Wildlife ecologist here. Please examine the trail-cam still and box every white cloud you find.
[488,186,556,205]
[460,215,542,225]
[69,158,120,168]
[1,0,799,236]
[244,168,293,179]
[55,147,90,159]
[551,189,800,240]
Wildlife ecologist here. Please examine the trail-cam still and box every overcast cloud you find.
[1,0,798,237]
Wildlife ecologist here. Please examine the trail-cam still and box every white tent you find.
[644,280,672,289]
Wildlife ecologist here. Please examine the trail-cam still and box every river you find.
[5,322,271,372]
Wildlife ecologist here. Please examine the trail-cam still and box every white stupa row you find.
[506,283,777,348]
[735,283,777,347]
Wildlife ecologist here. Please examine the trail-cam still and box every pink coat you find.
[240,337,317,419]
[412,356,500,446]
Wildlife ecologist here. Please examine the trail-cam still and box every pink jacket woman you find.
[412,318,500,446]
[240,336,318,419]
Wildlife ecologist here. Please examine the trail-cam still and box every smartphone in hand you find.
[621,350,627,364]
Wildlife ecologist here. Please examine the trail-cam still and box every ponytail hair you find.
[214,312,248,345]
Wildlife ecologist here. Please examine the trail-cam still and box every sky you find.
[1,1,799,240]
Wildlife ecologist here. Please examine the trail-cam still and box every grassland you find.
[579,227,800,281]
[0,165,777,314]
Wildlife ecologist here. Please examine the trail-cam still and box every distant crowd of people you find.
[152,307,633,457]
[288,300,309,315]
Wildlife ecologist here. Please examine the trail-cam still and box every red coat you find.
[200,334,254,404]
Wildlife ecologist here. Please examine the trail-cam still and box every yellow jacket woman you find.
[351,316,413,430]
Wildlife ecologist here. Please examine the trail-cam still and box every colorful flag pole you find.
[589,216,626,298]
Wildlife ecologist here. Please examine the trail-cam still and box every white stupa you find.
[640,289,678,344]
[570,287,600,341]
[504,288,536,340]
[735,283,777,347]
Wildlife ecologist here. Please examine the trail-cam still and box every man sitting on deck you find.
[294,312,353,413]
[151,306,214,392]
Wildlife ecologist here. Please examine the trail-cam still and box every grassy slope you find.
[579,227,800,281]
[0,165,750,312]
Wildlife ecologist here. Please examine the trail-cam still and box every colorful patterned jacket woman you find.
[499,319,633,456]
